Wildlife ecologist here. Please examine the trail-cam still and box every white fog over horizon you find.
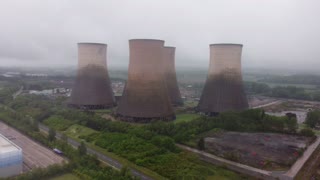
[0,0,319,73]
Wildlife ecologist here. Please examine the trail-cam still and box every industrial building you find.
[69,43,115,109]
[163,46,183,106]
[0,134,23,178]
[197,44,248,115]
[116,39,175,122]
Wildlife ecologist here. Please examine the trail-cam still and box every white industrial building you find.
[0,133,23,178]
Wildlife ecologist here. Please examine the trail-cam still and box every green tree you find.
[285,115,298,133]
[120,165,135,178]
[78,141,87,155]
[197,137,205,150]
[48,127,56,142]
[31,118,39,132]
[305,111,320,128]
[300,128,315,137]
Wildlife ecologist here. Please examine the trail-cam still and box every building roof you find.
[0,134,21,154]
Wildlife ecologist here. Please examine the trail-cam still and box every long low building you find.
[0,133,23,178]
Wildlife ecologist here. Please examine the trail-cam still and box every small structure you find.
[0,134,23,178]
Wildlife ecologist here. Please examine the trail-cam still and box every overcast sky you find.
[0,0,319,71]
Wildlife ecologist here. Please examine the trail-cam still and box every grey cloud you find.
[0,0,319,71]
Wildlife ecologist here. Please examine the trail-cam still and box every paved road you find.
[39,124,153,180]
[0,121,65,171]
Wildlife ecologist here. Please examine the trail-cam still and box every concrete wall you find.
[78,43,107,69]
[208,44,243,76]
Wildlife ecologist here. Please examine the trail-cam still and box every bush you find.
[305,111,320,128]
[299,128,315,137]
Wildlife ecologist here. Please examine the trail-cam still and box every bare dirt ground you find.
[0,121,65,172]
[248,95,320,124]
[267,111,307,124]
[247,95,279,108]
[205,132,314,170]
[262,99,320,113]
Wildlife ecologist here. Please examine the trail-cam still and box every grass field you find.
[48,173,79,180]
[64,124,98,139]
[175,113,201,123]
[43,115,74,131]
[183,100,198,107]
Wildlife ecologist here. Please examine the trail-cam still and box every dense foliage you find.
[0,86,20,104]
[299,128,315,137]
[259,74,320,86]
[146,109,299,143]
[245,82,320,101]
[1,88,307,180]
[0,108,138,179]
[305,110,320,128]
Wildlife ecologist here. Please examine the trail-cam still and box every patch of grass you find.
[298,124,320,135]
[64,124,98,139]
[43,115,74,131]
[175,113,201,124]
[184,101,198,107]
[48,173,80,180]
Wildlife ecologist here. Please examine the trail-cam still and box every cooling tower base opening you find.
[115,114,176,123]
[68,103,115,110]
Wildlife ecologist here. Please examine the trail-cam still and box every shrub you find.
[299,128,315,137]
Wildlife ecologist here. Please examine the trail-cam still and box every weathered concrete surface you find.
[163,47,183,106]
[198,44,248,114]
[116,39,175,122]
[69,43,115,109]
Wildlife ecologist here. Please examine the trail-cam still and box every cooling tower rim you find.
[164,46,176,49]
[78,42,107,46]
[210,43,243,47]
[129,39,165,42]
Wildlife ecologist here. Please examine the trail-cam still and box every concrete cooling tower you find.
[116,39,175,123]
[163,46,183,106]
[197,44,248,115]
[69,43,115,109]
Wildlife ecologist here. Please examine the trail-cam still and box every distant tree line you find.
[259,74,320,86]
[245,82,320,101]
